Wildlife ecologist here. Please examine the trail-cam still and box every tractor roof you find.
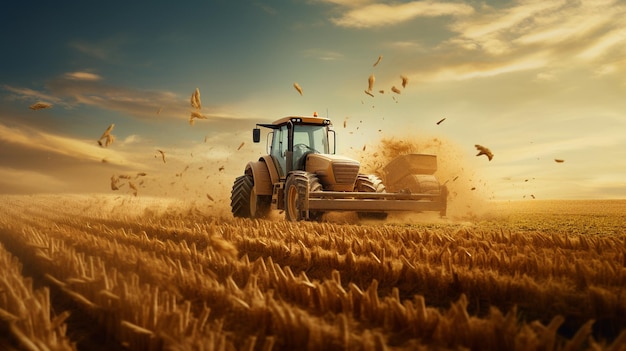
[257,116,332,129]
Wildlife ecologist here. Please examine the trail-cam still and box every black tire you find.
[355,174,388,220]
[284,171,310,221]
[308,173,324,222]
[284,171,323,222]
[231,175,271,219]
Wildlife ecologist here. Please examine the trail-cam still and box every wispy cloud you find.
[321,0,626,84]
[0,167,67,194]
[300,48,345,61]
[0,122,138,167]
[64,71,103,81]
[447,0,626,64]
[329,1,473,28]
[2,85,63,106]
[68,36,129,62]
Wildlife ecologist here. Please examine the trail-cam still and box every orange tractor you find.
[231,114,447,221]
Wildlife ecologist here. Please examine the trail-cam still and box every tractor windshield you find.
[292,124,328,170]
[293,125,328,154]
[269,123,330,175]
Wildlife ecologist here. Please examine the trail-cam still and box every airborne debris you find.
[391,86,401,94]
[97,124,115,148]
[373,55,382,67]
[29,102,52,110]
[157,149,166,163]
[219,165,225,171]
[436,118,446,125]
[206,194,214,201]
[129,182,138,196]
[554,159,565,163]
[189,110,208,125]
[364,90,375,97]
[401,75,408,88]
[293,82,303,96]
[190,88,201,109]
[367,74,375,92]
[110,175,120,191]
[474,144,493,161]
[237,142,245,151]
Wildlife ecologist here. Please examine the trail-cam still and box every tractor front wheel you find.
[284,172,312,221]
[231,174,271,219]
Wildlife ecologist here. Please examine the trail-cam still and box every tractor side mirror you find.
[253,128,261,143]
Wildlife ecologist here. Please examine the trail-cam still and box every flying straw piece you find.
[554,159,565,163]
[436,118,446,125]
[293,82,303,96]
[189,111,208,125]
[391,86,401,94]
[367,74,375,92]
[364,90,374,97]
[373,55,382,67]
[475,144,494,161]
[110,175,120,190]
[190,88,201,109]
[401,75,409,88]
[157,149,166,163]
[237,142,245,150]
[98,124,115,147]
[129,182,138,196]
[206,193,214,201]
[29,102,52,110]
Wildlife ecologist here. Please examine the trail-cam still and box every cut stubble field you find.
[0,194,624,351]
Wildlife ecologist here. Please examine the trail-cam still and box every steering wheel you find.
[293,144,318,169]
[293,143,317,153]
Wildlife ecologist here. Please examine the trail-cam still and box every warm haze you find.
[1,0,625,200]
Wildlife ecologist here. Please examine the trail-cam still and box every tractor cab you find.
[253,114,336,177]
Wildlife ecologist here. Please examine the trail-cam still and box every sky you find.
[0,0,625,202]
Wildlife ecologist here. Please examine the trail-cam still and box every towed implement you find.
[231,114,447,221]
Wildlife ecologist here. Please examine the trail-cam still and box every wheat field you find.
[0,194,624,351]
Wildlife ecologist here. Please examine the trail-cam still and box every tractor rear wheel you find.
[355,174,388,220]
[231,174,271,219]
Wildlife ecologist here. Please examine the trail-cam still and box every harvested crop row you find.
[1,195,625,350]
[0,242,75,351]
[4,224,621,351]
[23,208,626,334]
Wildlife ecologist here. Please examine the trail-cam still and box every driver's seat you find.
[296,151,316,170]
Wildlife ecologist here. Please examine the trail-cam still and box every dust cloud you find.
[353,135,493,221]
[105,132,492,223]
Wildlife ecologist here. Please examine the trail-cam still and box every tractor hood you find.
[305,154,360,191]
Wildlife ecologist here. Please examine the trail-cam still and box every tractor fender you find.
[245,157,276,196]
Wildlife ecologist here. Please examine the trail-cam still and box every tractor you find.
[230,114,447,221]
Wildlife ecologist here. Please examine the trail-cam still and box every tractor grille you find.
[332,161,360,184]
